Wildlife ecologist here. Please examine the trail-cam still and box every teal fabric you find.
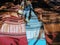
[24,5,46,45]
[28,39,46,45]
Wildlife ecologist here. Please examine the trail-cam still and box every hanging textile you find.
[0,12,28,45]
[34,4,60,44]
